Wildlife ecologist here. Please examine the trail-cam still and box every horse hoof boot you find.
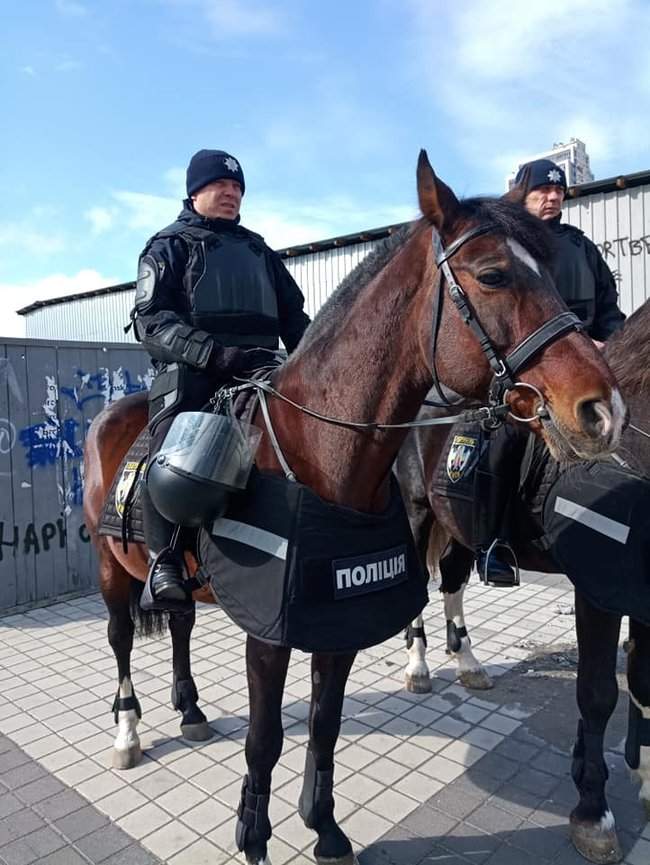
[405,672,432,693]
[112,745,142,770]
[458,669,494,690]
[570,817,622,864]
[181,721,213,742]
[315,854,359,865]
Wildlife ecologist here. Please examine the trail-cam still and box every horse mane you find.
[604,299,650,393]
[291,196,553,360]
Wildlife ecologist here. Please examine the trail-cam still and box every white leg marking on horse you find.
[405,613,430,682]
[630,690,650,805]
[598,809,616,832]
[506,238,541,277]
[444,584,491,688]
[114,677,141,757]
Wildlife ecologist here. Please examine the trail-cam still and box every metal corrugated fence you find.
[563,183,650,316]
[0,339,152,612]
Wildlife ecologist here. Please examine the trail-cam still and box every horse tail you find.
[129,578,167,638]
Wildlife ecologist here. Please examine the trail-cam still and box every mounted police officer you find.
[476,158,626,584]
[131,149,310,611]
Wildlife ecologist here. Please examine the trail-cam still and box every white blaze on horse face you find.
[506,239,541,277]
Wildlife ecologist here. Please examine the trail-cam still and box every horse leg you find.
[625,617,650,818]
[441,540,492,690]
[405,613,432,693]
[101,540,143,770]
[570,590,622,864]
[236,636,291,865]
[401,492,434,693]
[168,607,212,741]
[299,651,358,865]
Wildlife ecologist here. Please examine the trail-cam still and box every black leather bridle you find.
[429,223,583,423]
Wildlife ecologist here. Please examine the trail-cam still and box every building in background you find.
[18,168,650,340]
[505,138,594,191]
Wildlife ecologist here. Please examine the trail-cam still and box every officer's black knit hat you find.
[186,150,245,197]
[514,159,567,194]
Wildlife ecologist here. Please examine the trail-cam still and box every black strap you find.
[111,692,142,724]
[505,312,583,377]
[435,224,497,265]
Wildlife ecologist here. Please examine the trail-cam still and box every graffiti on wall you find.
[1,360,153,570]
[597,235,650,259]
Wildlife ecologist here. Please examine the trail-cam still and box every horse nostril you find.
[577,398,612,440]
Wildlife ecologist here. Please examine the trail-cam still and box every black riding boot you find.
[140,485,191,612]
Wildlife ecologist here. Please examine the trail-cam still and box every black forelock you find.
[455,197,554,267]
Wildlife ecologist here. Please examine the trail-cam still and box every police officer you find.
[476,158,626,584]
[132,149,310,610]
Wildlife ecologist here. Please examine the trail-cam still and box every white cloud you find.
[246,195,415,248]
[84,206,117,236]
[163,0,283,39]
[20,65,37,77]
[55,58,84,72]
[0,223,65,256]
[55,0,88,15]
[406,0,650,182]
[111,190,179,232]
[0,270,119,339]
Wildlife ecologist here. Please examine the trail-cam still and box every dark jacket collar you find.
[178,200,243,233]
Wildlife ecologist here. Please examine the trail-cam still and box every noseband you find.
[430,223,583,425]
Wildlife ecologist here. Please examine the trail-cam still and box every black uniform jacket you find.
[549,218,625,341]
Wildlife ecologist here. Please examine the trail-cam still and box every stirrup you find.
[478,539,520,588]
[140,548,193,612]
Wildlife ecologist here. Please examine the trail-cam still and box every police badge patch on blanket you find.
[98,430,149,544]
[540,459,650,625]
[198,471,428,652]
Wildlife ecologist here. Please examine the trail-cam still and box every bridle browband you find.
[429,222,583,423]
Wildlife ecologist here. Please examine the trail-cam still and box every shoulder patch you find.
[135,254,162,310]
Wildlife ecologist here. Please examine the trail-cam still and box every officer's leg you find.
[474,425,527,587]
[140,415,191,611]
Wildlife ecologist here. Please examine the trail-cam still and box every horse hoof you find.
[181,721,213,742]
[315,854,359,865]
[570,819,622,864]
[458,669,493,690]
[112,745,142,770]
[405,673,432,694]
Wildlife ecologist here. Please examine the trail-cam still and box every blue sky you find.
[2,0,649,336]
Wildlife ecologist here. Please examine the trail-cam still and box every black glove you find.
[211,346,275,379]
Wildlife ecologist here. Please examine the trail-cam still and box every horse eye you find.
[478,269,507,288]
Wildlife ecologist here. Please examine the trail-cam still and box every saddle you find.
[98,377,264,550]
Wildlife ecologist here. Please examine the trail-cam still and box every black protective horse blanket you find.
[198,471,428,652]
[539,459,650,625]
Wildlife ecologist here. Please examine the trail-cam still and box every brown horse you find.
[83,151,625,865]
[395,301,650,863]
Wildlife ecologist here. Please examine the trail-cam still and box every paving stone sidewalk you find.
[0,571,648,865]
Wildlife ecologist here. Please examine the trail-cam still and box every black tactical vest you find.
[162,222,280,349]
[551,229,597,333]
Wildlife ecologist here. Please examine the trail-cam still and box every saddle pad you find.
[98,429,149,545]
[540,459,650,625]
[198,470,429,653]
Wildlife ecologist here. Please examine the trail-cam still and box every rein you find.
[219,222,585,480]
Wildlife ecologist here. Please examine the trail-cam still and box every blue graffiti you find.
[60,368,147,410]
[19,417,84,468]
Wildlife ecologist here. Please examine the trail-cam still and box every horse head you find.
[415,149,625,461]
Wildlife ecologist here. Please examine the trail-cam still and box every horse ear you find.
[417,149,460,233]
[502,184,527,206]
